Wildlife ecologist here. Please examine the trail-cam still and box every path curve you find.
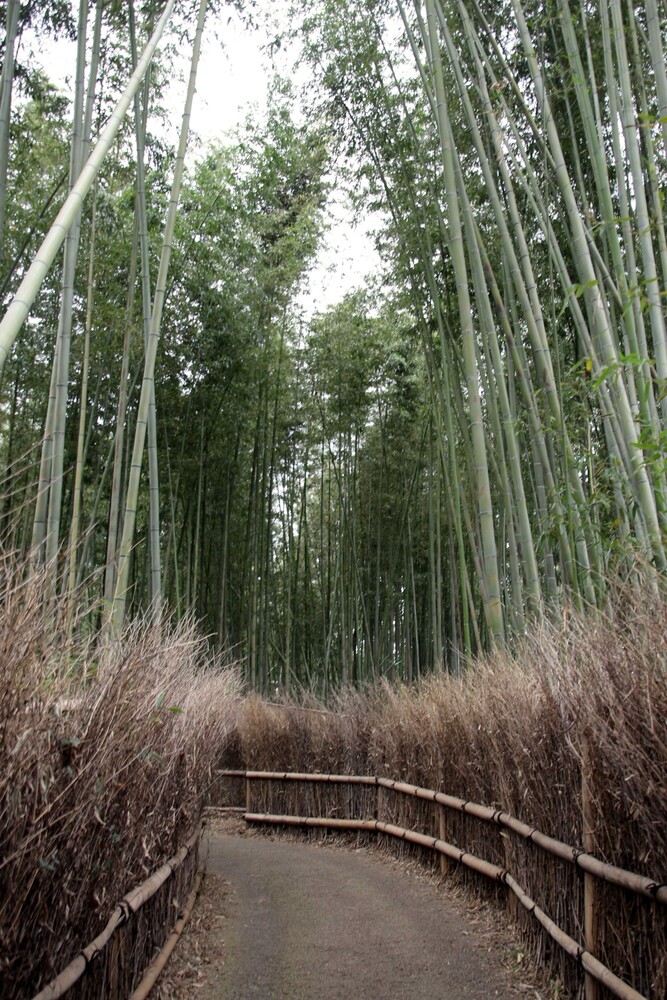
[197,833,520,1000]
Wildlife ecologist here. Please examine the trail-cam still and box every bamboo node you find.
[83,943,100,967]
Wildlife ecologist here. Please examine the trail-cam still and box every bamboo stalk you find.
[66,179,98,614]
[0,0,178,378]
[204,806,246,814]
[43,0,89,573]
[129,0,162,620]
[438,805,451,876]
[246,813,376,832]
[111,0,208,632]
[583,740,600,1000]
[0,0,20,248]
[244,771,378,785]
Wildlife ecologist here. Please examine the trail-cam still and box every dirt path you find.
[177,830,525,1000]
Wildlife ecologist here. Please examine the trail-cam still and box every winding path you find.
[196,832,521,1000]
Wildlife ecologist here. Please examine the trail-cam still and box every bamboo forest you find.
[6,0,667,692]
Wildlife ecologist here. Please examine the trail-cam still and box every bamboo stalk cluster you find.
[5,0,667,674]
[292,0,667,650]
[400,0,667,630]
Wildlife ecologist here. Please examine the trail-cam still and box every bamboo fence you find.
[220,770,666,1000]
[30,823,203,1000]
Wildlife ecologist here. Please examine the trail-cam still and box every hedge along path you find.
[224,770,667,1000]
[31,823,202,1000]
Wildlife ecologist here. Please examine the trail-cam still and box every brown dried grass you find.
[230,581,667,998]
[0,553,241,999]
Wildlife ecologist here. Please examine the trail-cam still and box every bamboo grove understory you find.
[2,0,667,688]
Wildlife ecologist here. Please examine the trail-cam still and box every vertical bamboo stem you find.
[502,830,517,920]
[0,0,19,248]
[582,739,600,1000]
[0,0,177,374]
[111,0,207,632]
[438,805,451,876]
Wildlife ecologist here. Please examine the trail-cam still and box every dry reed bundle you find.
[230,581,667,998]
[0,552,241,999]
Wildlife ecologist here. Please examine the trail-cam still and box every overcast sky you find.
[27,3,382,317]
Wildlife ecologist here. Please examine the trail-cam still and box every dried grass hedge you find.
[229,583,667,998]
[0,553,241,999]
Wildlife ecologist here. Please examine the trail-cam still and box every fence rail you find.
[221,769,666,1000]
[30,823,202,1000]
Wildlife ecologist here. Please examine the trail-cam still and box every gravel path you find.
[192,831,523,1000]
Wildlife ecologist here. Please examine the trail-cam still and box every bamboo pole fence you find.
[220,769,667,1000]
[30,823,203,1000]
[127,870,203,1000]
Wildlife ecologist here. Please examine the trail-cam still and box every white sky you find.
[24,3,382,317]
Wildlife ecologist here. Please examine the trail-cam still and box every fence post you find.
[245,773,251,815]
[582,739,599,1000]
[438,804,451,876]
[376,781,384,846]
[502,829,517,920]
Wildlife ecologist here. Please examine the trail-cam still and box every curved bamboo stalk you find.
[0,0,177,378]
